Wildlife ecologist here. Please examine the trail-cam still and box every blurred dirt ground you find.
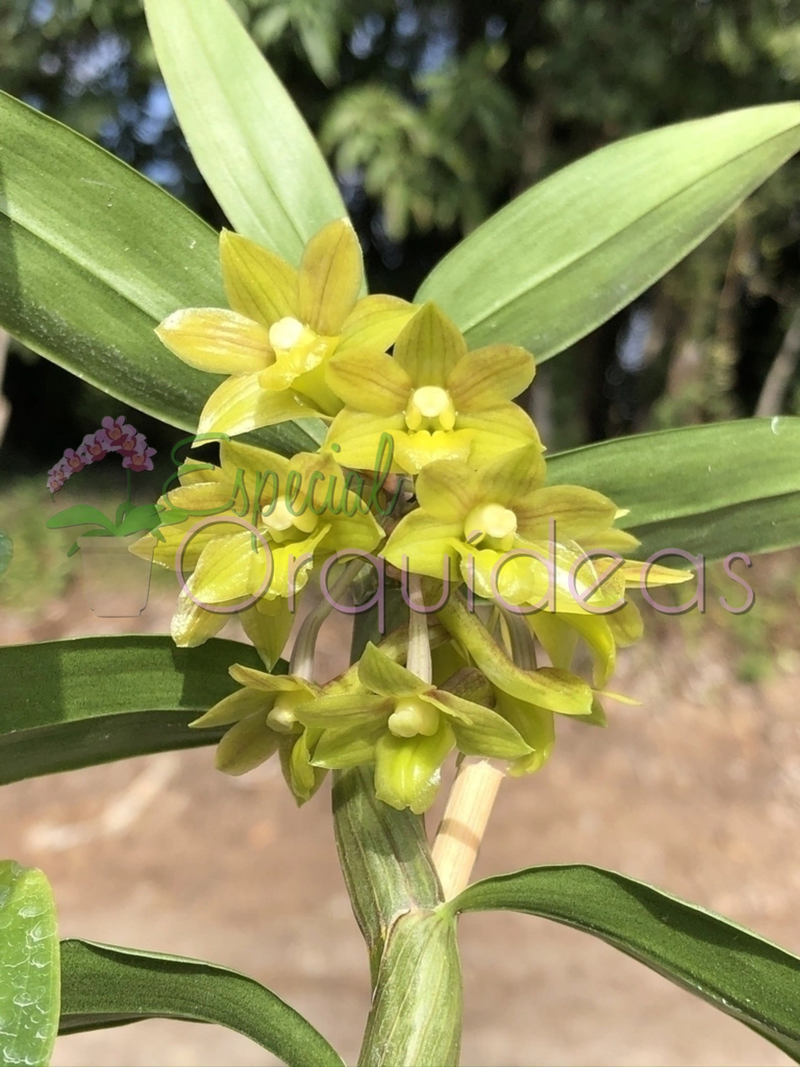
[1,554,800,1066]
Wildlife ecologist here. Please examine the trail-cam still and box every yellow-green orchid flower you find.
[429,601,632,777]
[431,590,594,714]
[155,219,415,437]
[322,301,541,475]
[383,446,691,613]
[190,664,325,804]
[131,440,383,665]
[296,642,533,813]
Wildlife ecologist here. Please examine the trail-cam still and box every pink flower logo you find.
[47,417,156,494]
[123,440,157,473]
[77,431,111,465]
[101,415,137,449]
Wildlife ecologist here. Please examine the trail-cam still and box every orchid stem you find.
[432,757,505,901]
[406,572,432,683]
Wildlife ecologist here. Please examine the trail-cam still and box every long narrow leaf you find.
[59,939,344,1066]
[144,0,347,263]
[0,636,277,783]
[546,417,800,560]
[0,861,59,1065]
[418,104,800,358]
[45,504,117,533]
[450,864,800,1062]
[0,91,321,455]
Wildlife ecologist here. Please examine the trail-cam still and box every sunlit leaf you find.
[418,104,800,359]
[547,417,800,560]
[0,91,322,455]
[144,0,347,263]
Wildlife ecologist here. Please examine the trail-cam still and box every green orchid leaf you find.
[547,417,800,561]
[0,861,59,1065]
[59,939,344,1066]
[115,503,163,537]
[144,0,347,264]
[0,636,283,784]
[450,864,800,1061]
[115,499,136,528]
[0,91,321,456]
[418,104,800,358]
[45,504,117,533]
[0,531,12,581]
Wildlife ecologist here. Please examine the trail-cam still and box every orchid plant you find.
[45,416,161,557]
[1,1,800,1065]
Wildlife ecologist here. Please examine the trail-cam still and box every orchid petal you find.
[189,530,272,605]
[324,410,405,471]
[338,294,416,353]
[190,687,271,729]
[358,641,430,697]
[516,485,618,541]
[156,308,273,374]
[220,229,298,327]
[393,302,466,386]
[382,511,462,580]
[228,664,315,696]
[281,730,327,804]
[494,691,556,777]
[215,712,279,776]
[434,691,533,759]
[197,373,321,438]
[170,589,229,647]
[436,593,593,714]
[295,692,391,728]
[240,598,296,668]
[476,445,547,507]
[415,458,483,522]
[606,600,644,647]
[297,218,363,335]
[326,349,412,414]
[461,405,543,467]
[447,344,535,410]
[310,721,386,770]
[624,559,695,586]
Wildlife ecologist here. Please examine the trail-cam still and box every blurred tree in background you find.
[2,0,800,476]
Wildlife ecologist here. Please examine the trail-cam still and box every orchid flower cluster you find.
[47,416,157,494]
[135,219,690,814]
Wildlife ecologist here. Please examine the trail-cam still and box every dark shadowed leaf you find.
[0,636,281,783]
[60,939,344,1066]
[451,864,800,1062]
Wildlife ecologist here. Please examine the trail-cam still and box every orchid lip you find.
[388,695,440,738]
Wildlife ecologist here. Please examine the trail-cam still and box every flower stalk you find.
[432,757,505,902]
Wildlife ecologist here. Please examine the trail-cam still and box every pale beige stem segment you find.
[432,758,505,901]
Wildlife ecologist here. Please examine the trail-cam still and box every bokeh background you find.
[1,1,800,1064]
